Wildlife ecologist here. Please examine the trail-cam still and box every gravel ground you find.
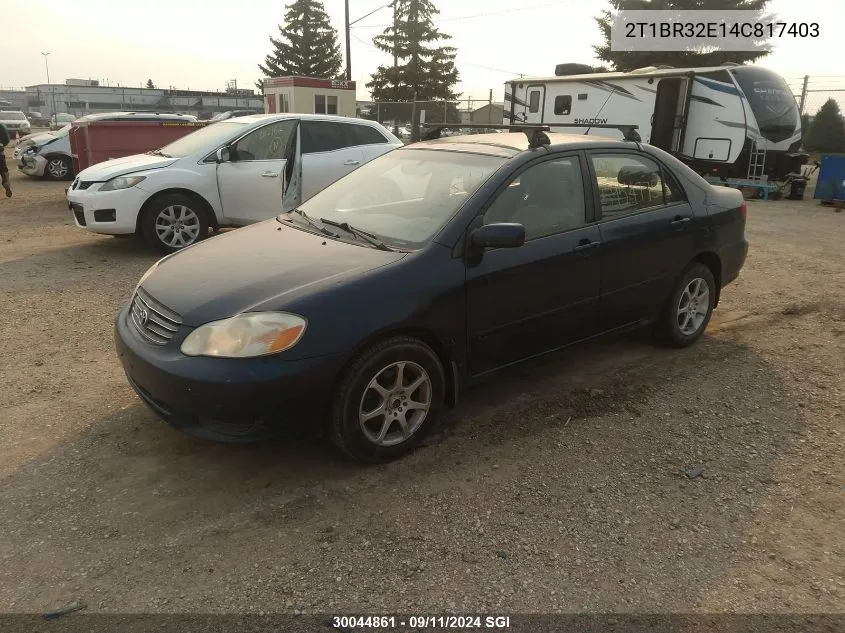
[0,150,843,615]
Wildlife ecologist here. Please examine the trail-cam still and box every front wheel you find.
[329,337,446,462]
[658,263,716,348]
[44,156,72,181]
[141,193,209,254]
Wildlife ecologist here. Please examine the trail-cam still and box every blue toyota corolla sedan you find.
[115,127,748,462]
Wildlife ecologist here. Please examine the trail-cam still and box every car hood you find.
[77,153,178,181]
[20,132,58,148]
[140,219,406,326]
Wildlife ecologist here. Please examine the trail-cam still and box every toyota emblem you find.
[139,308,149,326]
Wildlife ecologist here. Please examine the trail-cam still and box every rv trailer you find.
[504,64,807,181]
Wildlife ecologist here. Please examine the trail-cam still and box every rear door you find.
[587,150,699,329]
[299,120,365,201]
[522,84,546,124]
[217,119,298,224]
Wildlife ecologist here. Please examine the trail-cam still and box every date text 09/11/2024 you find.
[331,615,512,629]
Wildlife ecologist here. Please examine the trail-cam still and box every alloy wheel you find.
[358,361,432,447]
[154,205,201,249]
[677,277,710,336]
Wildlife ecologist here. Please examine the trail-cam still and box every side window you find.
[554,95,572,115]
[301,120,347,154]
[483,157,587,240]
[230,119,297,161]
[528,90,541,113]
[663,168,686,203]
[591,153,666,219]
[345,124,388,146]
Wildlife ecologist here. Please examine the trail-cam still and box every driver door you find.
[217,119,298,224]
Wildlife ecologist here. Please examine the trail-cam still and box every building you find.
[470,103,505,125]
[0,89,27,111]
[22,83,263,119]
[263,77,357,117]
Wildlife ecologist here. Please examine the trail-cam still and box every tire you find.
[658,263,716,348]
[329,336,446,462]
[44,156,72,181]
[141,193,209,254]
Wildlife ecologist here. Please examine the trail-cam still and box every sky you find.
[1,0,843,112]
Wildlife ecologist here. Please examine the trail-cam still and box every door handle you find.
[574,240,600,254]
[261,171,280,178]
[670,216,691,227]
[343,160,361,166]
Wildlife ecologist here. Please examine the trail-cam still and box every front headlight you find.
[99,175,146,192]
[180,312,307,358]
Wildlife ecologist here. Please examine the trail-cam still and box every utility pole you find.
[41,52,57,120]
[393,1,399,134]
[345,0,352,81]
[489,88,493,124]
[798,74,809,115]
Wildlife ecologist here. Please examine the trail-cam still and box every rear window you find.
[345,124,388,146]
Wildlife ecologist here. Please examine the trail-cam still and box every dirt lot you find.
[0,152,843,615]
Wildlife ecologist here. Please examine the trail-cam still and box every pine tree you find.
[146,79,155,89]
[258,0,344,80]
[804,99,845,154]
[366,0,460,105]
[594,0,771,71]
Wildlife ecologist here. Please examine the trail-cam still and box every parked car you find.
[209,110,260,122]
[67,114,403,253]
[0,111,32,137]
[15,111,197,181]
[115,130,748,461]
[50,113,76,130]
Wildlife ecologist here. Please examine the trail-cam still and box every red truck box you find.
[69,120,208,174]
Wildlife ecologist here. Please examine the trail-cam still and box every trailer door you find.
[650,78,689,153]
[522,84,546,124]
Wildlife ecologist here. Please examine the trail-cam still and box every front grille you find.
[130,288,182,345]
[77,181,93,190]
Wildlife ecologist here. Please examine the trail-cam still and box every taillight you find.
[739,202,747,220]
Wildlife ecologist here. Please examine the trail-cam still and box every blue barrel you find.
[814,154,845,200]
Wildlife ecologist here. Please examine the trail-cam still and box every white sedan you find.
[66,114,402,252]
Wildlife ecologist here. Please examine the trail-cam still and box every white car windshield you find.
[293,149,505,250]
[2,112,26,120]
[156,121,245,158]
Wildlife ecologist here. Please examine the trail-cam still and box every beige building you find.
[470,103,505,125]
[263,77,357,117]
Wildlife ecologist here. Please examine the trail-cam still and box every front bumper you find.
[14,150,46,177]
[66,184,148,234]
[114,305,345,442]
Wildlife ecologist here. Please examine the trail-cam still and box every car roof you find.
[231,113,386,126]
[405,132,638,158]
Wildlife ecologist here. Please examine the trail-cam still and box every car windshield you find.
[156,121,245,158]
[293,148,505,249]
[1,112,26,120]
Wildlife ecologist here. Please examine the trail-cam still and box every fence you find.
[358,96,503,139]
[785,75,845,116]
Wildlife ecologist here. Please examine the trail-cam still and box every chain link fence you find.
[358,97,503,142]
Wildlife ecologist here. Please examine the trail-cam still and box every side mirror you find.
[216,147,230,163]
[470,222,525,249]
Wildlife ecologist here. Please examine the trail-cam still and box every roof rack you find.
[421,123,552,148]
[422,122,640,145]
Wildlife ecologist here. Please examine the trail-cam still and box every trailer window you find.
[528,90,541,113]
[554,95,572,115]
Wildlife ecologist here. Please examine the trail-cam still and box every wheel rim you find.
[358,361,432,447]
[154,205,201,248]
[677,277,710,336]
[48,159,68,178]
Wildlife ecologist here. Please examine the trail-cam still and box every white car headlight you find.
[180,312,307,358]
[100,175,146,192]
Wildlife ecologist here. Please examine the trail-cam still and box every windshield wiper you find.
[319,218,393,251]
[288,208,336,236]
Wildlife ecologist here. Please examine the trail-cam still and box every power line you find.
[351,1,572,29]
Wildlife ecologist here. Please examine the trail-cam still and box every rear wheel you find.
[45,156,72,181]
[658,263,716,348]
[141,193,209,254]
[329,337,445,462]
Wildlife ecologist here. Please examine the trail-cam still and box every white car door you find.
[217,119,298,224]
[299,120,364,202]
